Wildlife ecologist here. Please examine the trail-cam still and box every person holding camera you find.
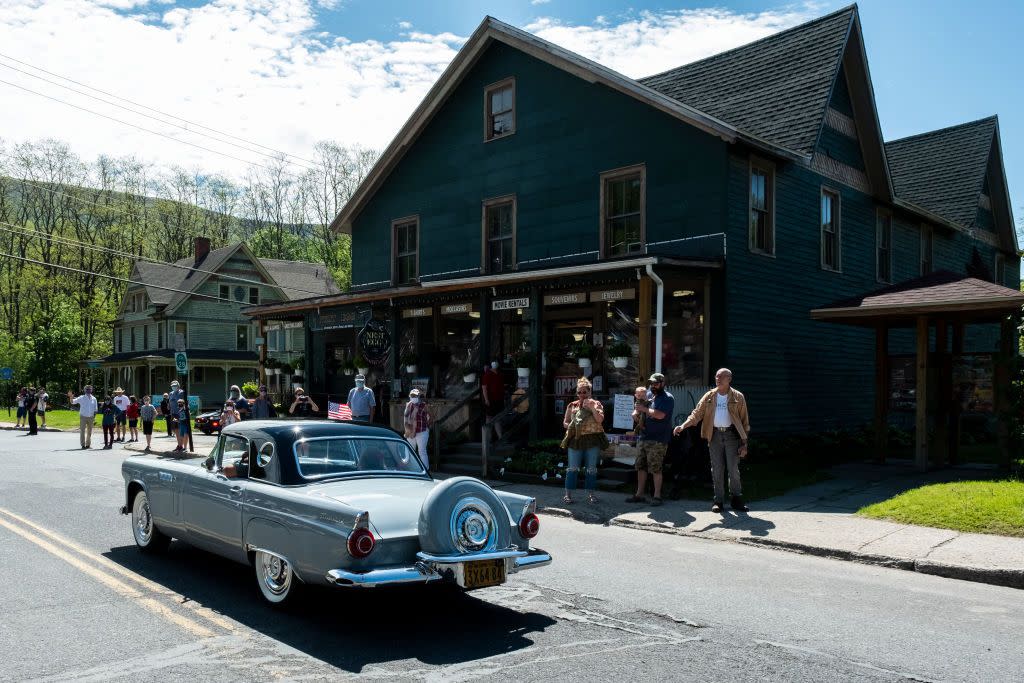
[289,387,319,417]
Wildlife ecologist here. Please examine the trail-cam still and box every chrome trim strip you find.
[326,562,442,587]
[416,548,528,564]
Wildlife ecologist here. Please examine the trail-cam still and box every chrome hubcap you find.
[450,497,496,552]
[260,553,290,595]
[133,494,152,544]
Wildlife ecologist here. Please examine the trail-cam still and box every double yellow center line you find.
[0,506,236,638]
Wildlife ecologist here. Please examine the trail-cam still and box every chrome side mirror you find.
[204,456,215,470]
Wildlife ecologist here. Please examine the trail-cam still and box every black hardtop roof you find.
[222,419,402,441]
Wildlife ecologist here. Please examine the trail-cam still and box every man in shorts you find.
[112,387,129,442]
[626,373,674,507]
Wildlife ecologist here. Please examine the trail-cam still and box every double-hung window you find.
[249,287,259,305]
[820,188,841,271]
[749,161,774,254]
[174,321,188,348]
[920,225,933,275]
[483,196,516,273]
[601,165,645,257]
[130,326,137,352]
[393,217,419,285]
[267,328,279,352]
[484,79,515,140]
[220,284,230,301]
[876,210,893,283]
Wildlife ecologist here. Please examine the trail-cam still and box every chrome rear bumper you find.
[325,547,552,588]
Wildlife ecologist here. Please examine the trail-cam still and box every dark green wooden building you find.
[248,5,1020,455]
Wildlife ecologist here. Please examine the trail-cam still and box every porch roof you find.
[98,350,259,364]
[809,270,1024,327]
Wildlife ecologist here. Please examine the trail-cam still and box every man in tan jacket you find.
[674,368,750,513]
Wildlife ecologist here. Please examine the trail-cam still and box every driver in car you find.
[221,451,249,478]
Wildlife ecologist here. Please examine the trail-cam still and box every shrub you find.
[241,382,259,398]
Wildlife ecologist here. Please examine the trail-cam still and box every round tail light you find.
[347,528,375,558]
[519,513,540,539]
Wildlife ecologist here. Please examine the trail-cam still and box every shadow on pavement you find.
[104,543,555,673]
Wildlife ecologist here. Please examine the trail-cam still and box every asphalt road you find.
[1,429,1022,682]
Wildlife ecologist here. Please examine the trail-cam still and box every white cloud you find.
[0,1,815,182]
[531,0,551,5]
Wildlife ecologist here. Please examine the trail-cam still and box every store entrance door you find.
[542,306,598,436]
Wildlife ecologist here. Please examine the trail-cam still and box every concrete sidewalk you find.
[121,435,1024,590]
[485,460,1024,590]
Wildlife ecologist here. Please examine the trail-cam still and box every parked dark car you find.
[194,410,222,435]
[120,420,551,605]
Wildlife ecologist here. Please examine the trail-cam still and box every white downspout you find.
[645,263,664,374]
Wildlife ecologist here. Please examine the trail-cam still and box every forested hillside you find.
[0,138,376,391]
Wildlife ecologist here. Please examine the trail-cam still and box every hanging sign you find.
[441,303,474,315]
[543,292,586,306]
[492,297,529,311]
[590,288,635,302]
[357,319,392,365]
[401,307,432,319]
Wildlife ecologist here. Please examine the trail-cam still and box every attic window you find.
[484,78,515,141]
[220,285,230,301]
[249,287,259,305]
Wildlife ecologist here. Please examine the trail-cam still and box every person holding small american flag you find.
[404,388,432,470]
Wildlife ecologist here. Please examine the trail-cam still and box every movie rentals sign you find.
[492,297,530,311]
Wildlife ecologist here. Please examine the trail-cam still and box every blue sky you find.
[1,0,1019,223]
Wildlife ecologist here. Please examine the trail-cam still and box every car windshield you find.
[293,437,426,479]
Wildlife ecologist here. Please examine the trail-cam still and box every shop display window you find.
[661,284,706,386]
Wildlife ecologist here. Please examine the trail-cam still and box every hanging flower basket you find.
[577,357,592,369]
[516,367,530,378]
[357,367,370,376]
[612,357,629,369]
[406,365,417,374]
[463,372,477,383]
[343,368,354,376]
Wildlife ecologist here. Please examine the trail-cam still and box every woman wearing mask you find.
[220,400,241,427]
[560,377,608,505]
[403,388,432,470]
[250,385,276,419]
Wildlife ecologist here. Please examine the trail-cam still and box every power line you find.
[0,219,333,298]
[0,77,305,178]
[0,58,320,173]
[0,249,228,302]
[0,50,320,169]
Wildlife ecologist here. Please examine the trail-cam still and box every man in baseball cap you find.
[626,372,674,506]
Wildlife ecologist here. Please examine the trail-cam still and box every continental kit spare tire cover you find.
[418,476,512,555]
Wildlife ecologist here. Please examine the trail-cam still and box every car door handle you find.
[230,485,243,493]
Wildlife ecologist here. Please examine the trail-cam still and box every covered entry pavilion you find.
[811,271,1024,471]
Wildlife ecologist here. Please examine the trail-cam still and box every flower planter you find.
[343,368,354,376]
[577,358,592,369]
[405,365,417,374]
[516,367,530,378]
[612,357,629,369]
[463,372,477,383]
[269,368,280,376]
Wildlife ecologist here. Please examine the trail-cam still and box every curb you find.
[0,425,79,433]
[538,507,1024,591]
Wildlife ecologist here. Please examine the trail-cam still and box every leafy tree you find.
[25,303,87,391]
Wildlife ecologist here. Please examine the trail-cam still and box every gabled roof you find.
[639,6,856,156]
[125,243,339,316]
[885,116,997,229]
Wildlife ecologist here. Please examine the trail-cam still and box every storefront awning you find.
[244,255,719,319]
[809,270,1024,327]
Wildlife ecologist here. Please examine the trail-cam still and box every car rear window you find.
[293,437,425,479]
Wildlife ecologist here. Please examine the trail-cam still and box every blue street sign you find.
[0,367,12,381]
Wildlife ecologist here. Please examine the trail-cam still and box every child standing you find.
[101,397,117,449]
[140,396,157,451]
[15,388,26,428]
[632,385,650,434]
[174,399,189,452]
[36,387,48,428]
[126,395,141,442]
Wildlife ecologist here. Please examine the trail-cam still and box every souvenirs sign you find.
[543,292,586,306]
[357,319,391,365]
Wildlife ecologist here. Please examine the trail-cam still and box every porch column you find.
[949,323,965,465]
[146,361,153,398]
[914,316,929,472]
[995,317,1014,469]
[873,323,888,463]
[933,320,949,467]
[638,276,652,380]
[258,319,267,388]
[223,365,231,400]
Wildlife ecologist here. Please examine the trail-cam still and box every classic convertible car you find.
[120,420,551,605]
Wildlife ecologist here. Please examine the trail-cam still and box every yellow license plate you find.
[463,559,506,589]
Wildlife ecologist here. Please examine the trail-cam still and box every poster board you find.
[612,393,635,430]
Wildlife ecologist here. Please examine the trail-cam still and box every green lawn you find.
[858,480,1024,537]
[5,409,171,431]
